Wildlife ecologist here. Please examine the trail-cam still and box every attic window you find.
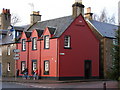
[44,35,50,49]
[32,37,37,50]
[64,35,71,49]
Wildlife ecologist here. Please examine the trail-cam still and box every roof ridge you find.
[91,20,118,26]
[39,15,72,23]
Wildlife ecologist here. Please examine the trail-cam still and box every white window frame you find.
[32,61,37,71]
[44,35,50,49]
[64,36,71,48]
[44,60,49,75]
[32,37,37,50]
[7,46,10,55]
[7,63,10,71]
[21,61,26,72]
[22,39,26,51]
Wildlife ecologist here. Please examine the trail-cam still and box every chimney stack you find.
[0,8,11,30]
[85,7,93,20]
[30,11,41,25]
[72,0,85,18]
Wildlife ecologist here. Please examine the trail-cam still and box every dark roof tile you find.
[25,31,32,38]
[26,15,74,37]
[89,20,118,38]
[36,29,44,37]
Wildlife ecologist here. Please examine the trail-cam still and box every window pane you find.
[32,38,37,50]
[22,39,26,51]
[32,61,37,71]
[7,46,10,55]
[44,60,49,75]
[7,63,10,71]
[44,36,49,49]
[21,62,26,72]
[64,36,70,48]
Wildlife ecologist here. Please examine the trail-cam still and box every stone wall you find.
[2,44,16,77]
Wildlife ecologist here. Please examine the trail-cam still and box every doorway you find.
[84,60,92,79]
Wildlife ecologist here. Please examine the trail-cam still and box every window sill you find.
[44,48,50,50]
[64,47,72,49]
[32,49,37,51]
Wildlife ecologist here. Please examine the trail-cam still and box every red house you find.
[16,1,100,80]
[17,31,31,76]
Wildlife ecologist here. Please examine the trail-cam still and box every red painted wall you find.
[58,15,99,77]
[41,28,58,77]
[16,14,99,79]
[17,32,29,76]
[28,30,41,76]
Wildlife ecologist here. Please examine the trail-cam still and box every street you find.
[2,82,33,88]
[1,81,119,89]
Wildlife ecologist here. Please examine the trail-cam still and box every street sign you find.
[60,53,65,55]
[14,54,20,57]
[13,49,20,53]
[13,57,20,60]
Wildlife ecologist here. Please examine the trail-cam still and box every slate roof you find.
[36,29,44,37]
[25,31,32,38]
[47,27,56,35]
[89,20,118,38]
[26,15,74,38]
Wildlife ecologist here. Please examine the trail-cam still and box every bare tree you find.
[11,14,21,26]
[99,8,108,23]
[93,8,116,24]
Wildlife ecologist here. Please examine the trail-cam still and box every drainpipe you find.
[27,41,29,74]
[57,38,59,80]
[39,40,41,79]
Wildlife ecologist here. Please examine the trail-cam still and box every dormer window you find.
[44,35,50,49]
[32,37,37,50]
[22,39,26,51]
[64,35,71,49]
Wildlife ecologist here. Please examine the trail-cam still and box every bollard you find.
[103,82,106,90]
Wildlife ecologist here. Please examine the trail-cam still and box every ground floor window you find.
[7,62,10,71]
[21,61,26,72]
[32,60,37,74]
[44,60,49,75]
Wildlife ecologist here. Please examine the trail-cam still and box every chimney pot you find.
[72,0,84,18]
[87,7,91,13]
[30,11,41,25]
[85,7,93,20]
[1,8,11,29]
[75,0,82,4]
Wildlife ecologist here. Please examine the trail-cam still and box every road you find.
[22,81,118,88]
[1,81,118,89]
[2,82,34,88]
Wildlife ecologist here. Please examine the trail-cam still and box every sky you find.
[0,0,119,26]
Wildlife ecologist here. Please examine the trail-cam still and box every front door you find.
[84,60,92,79]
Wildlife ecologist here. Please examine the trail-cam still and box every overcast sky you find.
[0,0,119,25]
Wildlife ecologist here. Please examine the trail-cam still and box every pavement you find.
[1,77,119,84]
